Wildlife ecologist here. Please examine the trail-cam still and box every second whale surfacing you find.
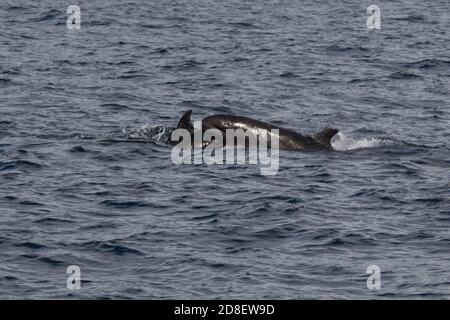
[173,110,339,151]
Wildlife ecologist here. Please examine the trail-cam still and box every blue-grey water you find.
[0,0,449,299]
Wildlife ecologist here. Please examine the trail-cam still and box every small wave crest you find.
[331,133,399,151]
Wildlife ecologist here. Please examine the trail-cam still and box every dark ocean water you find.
[0,0,449,299]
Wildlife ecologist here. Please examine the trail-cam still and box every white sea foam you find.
[331,132,397,151]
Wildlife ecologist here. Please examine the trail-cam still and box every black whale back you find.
[175,110,339,150]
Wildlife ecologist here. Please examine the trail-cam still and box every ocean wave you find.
[387,71,422,79]
[0,160,43,171]
[401,58,450,70]
[392,14,426,23]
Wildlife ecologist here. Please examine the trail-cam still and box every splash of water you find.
[331,132,398,151]
[91,125,175,144]
[126,125,174,143]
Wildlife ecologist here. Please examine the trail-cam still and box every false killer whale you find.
[173,110,338,151]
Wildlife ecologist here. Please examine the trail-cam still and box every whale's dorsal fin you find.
[177,110,194,130]
[312,128,339,149]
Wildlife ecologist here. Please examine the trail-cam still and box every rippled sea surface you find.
[1,0,449,299]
